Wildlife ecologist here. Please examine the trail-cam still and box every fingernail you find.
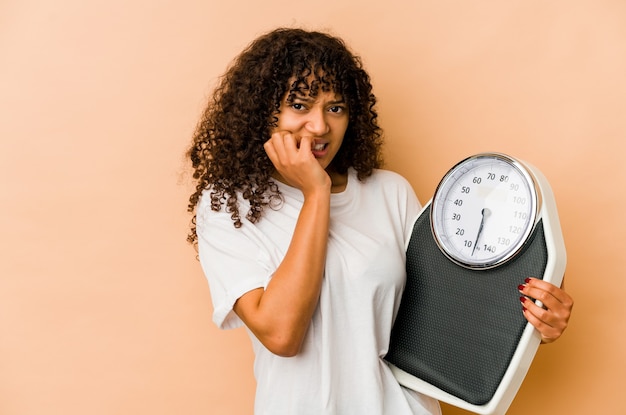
[520,296,527,303]
[522,307,527,312]
[518,284,525,291]
[525,277,531,283]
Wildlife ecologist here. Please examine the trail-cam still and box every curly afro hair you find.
[186,27,384,245]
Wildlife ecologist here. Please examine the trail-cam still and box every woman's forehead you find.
[287,73,339,93]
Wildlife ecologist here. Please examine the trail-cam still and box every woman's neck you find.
[271,170,348,193]
[328,171,347,193]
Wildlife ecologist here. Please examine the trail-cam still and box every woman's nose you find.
[305,109,330,136]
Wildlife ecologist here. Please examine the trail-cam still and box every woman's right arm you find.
[232,133,331,357]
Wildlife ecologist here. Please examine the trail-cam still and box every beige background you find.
[1,0,624,414]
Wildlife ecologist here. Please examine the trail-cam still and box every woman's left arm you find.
[519,277,574,344]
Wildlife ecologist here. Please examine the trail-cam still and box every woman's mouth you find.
[311,142,329,157]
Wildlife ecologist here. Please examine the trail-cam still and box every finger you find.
[264,138,279,166]
[270,131,290,161]
[520,277,574,310]
[520,294,550,323]
[521,294,569,344]
[518,280,570,326]
[519,279,572,343]
[282,132,300,155]
[298,136,314,158]
[266,131,294,165]
[522,306,561,343]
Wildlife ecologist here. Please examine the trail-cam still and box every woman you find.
[187,27,573,415]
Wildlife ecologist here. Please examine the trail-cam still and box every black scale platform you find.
[386,210,547,405]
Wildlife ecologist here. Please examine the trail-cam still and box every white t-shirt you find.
[197,169,441,415]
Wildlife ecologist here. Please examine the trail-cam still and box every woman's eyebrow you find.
[291,95,345,105]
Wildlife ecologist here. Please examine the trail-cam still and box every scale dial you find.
[430,153,540,269]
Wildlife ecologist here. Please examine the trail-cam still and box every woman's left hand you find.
[518,277,574,344]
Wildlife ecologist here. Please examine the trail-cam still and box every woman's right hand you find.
[231,131,332,357]
[264,131,331,194]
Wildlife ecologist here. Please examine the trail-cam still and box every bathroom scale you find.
[386,152,566,415]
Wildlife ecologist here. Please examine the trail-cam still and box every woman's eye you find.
[291,103,305,110]
[329,106,345,113]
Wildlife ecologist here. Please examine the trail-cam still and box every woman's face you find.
[273,88,349,172]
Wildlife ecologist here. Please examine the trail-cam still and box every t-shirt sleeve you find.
[196,199,274,330]
[394,173,422,249]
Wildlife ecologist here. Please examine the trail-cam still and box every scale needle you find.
[472,208,491,256]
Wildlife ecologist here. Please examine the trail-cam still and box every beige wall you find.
[1,1,624,414]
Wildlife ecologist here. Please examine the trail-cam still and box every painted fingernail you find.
[520,296,527,303]
[522,307,527,312]
[525,277,531,283]
[518,284,525,291]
